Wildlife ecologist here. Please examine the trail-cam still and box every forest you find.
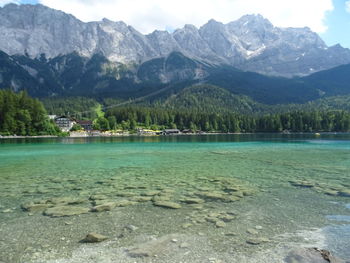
[105,106,350,133]
[0,90,59,136]
[1,90,350,135]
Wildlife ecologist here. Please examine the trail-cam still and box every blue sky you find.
[3,0,350,48]
[320,0,350,48]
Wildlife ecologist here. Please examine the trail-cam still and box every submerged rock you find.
[114,200,137,207]
[285,248,346,263]
[153,201,181,209]
[89,194,109,201]
[289,180,314,188]
[141,191,161,196]
[47,197,85,205]
[215,220,226,228]
[130,196,153,202]
[44,206,90,217]
[90,202,116,212]
[180,197,205,204]
[338,189,350,197]
[21,202,52,212]
[197,191,228,201]
[128,234,177,257]
[152,195,172,202]
[124,224,138,232]
[116,192,137,197]
[247,228,259,235]
[246,237,270,245]
[81,232,108,243]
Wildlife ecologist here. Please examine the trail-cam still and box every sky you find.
[0,0,349,48]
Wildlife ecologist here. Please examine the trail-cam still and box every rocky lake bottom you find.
[0,134,350,263]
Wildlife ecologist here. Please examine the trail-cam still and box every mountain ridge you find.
[1,49,350,106]
[1,3,350,77]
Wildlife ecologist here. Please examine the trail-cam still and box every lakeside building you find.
[137,128,162,135]
[76,120,93,131]
[54,116,75,132]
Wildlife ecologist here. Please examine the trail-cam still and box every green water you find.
[0,134,350,262]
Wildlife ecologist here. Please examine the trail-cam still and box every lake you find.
[0,134,350,262]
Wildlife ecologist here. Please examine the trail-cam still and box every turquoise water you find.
[0,134,350,262]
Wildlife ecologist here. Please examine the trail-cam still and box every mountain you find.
[1,3,350,77]
[1,50,350,106]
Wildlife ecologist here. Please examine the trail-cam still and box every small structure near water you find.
[54,116,75,132]
[76,120,93,131]
[163,129,181,135]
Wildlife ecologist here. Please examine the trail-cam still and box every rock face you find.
[1,4,350,77]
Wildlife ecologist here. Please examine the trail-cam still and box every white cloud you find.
[36,0,333,33]
[346,1,350,13]
[0,0,19,6]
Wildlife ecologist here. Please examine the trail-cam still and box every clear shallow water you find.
[0,134,350,262]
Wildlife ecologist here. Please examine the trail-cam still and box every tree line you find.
[105,106,350,133]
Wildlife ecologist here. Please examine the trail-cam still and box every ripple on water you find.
[322,224,350,260]
[326,215,350,223]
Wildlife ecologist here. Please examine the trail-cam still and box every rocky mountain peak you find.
[183,24,198,31]
[0,4,350,77]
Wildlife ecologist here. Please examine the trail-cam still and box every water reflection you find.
[1,133,350,145]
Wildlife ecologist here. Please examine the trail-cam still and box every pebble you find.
[247,228,259,235]
[179,242,189,248]
[215,220,226,228]
[182,223,193,229]
[125,225,138,232]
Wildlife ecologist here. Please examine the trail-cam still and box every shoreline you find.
[0,131,344,139]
